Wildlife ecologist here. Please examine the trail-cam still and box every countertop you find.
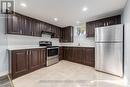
[60,45,95,48]
[8,45,47,50]
[8,45,95,50]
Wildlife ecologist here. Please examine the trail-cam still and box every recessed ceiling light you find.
[82,7,88,12]
[20,3,27,8]
[54,18,58,21]
[76,21,80,24]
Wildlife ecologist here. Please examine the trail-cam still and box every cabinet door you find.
[95,19,105,27]
[12,50,29,79]
[40,48,46,67]
[86,22,95,37]
[104,15,121,26]
[6,14,21,34]
[105,17,116,26]
[51,26,60,38]
[61,29,65,42]
[46,24,52,32]
[32,20,41,37]
[24,17,33,36]
[59,47,63,60]
[20,15,26,35]
[29,49,41,72]
[60,26,74,42]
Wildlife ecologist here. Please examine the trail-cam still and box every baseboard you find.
[0,71,8,77]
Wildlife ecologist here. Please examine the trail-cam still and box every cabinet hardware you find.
[27,50,28,55]
[20,30,22,34]
[104,23,106,26]
[30,51,32,55]
[107,22,109,26]
[32,32,33,35]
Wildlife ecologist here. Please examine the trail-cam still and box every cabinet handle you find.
[32,32,33,35]
[30,51,32,55]
[104,23,106,26]
[20,30,22,34]
[27,50,28,55]
[107,22,109,26]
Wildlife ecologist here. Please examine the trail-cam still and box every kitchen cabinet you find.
[40,22,46,32]
[24,17,33,36]
[59,47,64,60]
[6,13,21,35]
[105,15,121,26]
[6,12,62,38]
[9,48,46,79]
[51,25,61,38]
[60,26,74,43]
[29,49,41,72]
[86,15,121,37]
[86,22,95,37]
[11,49,29,79]
[32,20,41,37]
[62,47,95,67]
[46,23,52,33]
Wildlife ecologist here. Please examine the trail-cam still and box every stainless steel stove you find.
[39,41,59,66]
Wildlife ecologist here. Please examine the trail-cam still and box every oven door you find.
[47,48,59,59]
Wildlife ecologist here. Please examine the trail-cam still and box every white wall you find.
[7,34,60,48]
[0,14,8,77]
[122,0,130,86]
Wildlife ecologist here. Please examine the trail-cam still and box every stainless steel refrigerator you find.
[95,24,123,77]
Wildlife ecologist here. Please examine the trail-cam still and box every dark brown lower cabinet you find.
[11,50,29,79]
[63,47,95,67]
[9,48,46,79]
[29,49,41,72]
[59,47,64,60]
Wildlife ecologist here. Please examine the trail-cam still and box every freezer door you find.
[95,43,123,77]
[95,24,123,42]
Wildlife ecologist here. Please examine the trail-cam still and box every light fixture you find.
[54,18,58,21]
[20,3,27,8]
[82,7,88,12]
[76,21,80,24]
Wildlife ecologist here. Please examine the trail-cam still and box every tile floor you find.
[13,60,125,87]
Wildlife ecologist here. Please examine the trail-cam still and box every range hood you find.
[41,31,54,35]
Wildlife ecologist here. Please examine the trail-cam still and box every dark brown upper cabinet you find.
[86,15,121,37]
[23,17,33,36]
[46,23,52,33]
[40,22,46,32]
[6,13,21,35]
[6,12,62,38]
[60,26,74,43]
[51,25,61,38]
[32,20,41,37]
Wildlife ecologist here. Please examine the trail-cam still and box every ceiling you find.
[15,0,127,27]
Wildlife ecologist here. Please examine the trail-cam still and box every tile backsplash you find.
[7,34,60,47]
